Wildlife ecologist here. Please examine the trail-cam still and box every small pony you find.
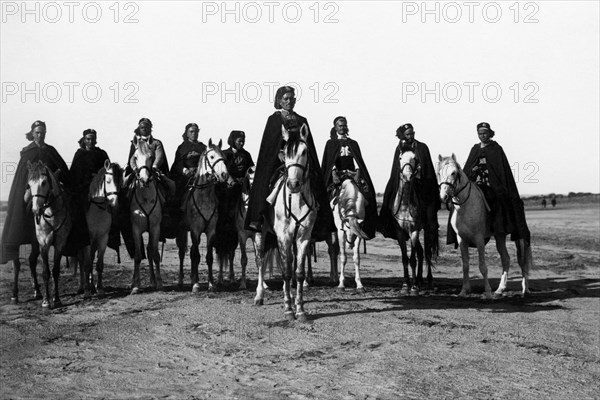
[254,124,317,322]
[24,160,73,307]
[437,154,532,298]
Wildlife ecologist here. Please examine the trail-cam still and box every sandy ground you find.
[1,204,599,399]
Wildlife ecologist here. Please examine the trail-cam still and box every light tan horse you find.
[85,160,122,296]
[254,124,317,322]
[437,154,532,298]
[177,139,230,293]
[129,137,164,294]
[24,160,74,308]
[331,176,369,291]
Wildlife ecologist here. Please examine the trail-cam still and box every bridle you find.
[90,168,119,211]
[187,147,228,224]
[438,162,473,206]
[29,169,67,234]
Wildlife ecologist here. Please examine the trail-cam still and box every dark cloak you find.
[456,140,530,244]
[1,143,71,264]
[68,147,120,255]
[378,140,440,239]
[245,111,335,241]
[321,137,378,239]
[170,140,207,198]
[223,147,254,180]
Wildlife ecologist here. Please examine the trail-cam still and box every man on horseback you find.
[245,86,335,241]
[454,122,531,245]
[321,116,377,239]
[379,123,440,246]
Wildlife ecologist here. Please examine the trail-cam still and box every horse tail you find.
[262,232,280,277]
[516,238,534,272]
[347,217,369,240]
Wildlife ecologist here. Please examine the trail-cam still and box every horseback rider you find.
[223,130,254,184]
[244,86,335,241]
[379,123,440,244]
[321,116,378,239]
[448,122,531,245]
[1,120,71,274]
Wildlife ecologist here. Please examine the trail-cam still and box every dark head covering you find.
[477,122,495,137]
[330,116,348,139]
[78,128,97,148]
[25,120,46,141]
[227,130,246,147]
[396,123,414,140]
[182,123,199,140]
[135,118,153,135]
[274,86,296,109]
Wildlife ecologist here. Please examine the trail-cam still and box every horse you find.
[177,139,230,293]
[84,160,122,296]
[391,150,434,295]
[330,174,370,291]
[437,154,532,298]
[234,166,262,290]
[129,136,165,294]
[24,160,74,307]
[254,124,317,322]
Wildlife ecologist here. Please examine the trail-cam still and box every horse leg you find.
[28,243,42,299]
[280,245,295,321]
[228,249,235,285]
[206,234,216,292]
[411,235,423,295]
[11,257,21,304]
[295,242,309,322]
[424,231,435,291]
[353,238,365,292]
[150,230,163,291]
[80,246,93,299]
[190,231,201,294]
[147,241,156,289]
[238,234,248,290]
[253,233,267,305]
[40,246,51,307]
[303,248,312,289]
[399,240,410,296]
[95,236,108,297]
[477,241,492,299]
[337,229,347,291]
[494,234,511,298]
[327,232,339,285]
[176,231,188,288]
[52,250,63,307]
[458,240,471,297]
[72,256,84,294]
[131,231,142,295]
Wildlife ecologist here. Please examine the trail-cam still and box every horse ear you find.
[132,135,138,146]
[451,153,456,161]
[147,136,154,145]
[208,138,213,147]
[218,139,223,149]
[300,123,309,141]
[281,125,289,142]
[104,159,111,169]
[438,154,443,161]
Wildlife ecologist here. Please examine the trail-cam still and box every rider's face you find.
[279,92,296,111]
[32,126,46,145]
[403,129,415,144]
[83,134,96,150]
[186,127,199,142]
[234,137,245,150]
[478,129,491,144]
[335,119,348,136]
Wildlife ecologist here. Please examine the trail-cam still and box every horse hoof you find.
[53,300,63,308]
[33,291,43,300]
[296,313,308,323]
[83,291,92,300]
[493,291,504,299]
[481,292,493,300]
[97,288,106,298]
[400,288,409,296]
[355,287,366,294]
[410,288,420,296]
[284,312,296,321]
[192,284,201,294]
[42,300,50,308]
[10,297,18,305]
[130,287,139,295]
[254,298,264,306]
[336,287,346,293]
[458,290,469,298]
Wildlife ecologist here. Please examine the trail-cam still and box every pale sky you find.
[1,0,599,199]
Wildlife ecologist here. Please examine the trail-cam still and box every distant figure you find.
[551,197,557,208]
[541,197,547,208]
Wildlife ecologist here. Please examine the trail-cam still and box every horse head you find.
[131,136,155,186]
[26,160,59,217]
[103,159,122,208]
[399,150,419,183]
[197,138,229,183]
[282,123,309,193]
[437,153,461,203]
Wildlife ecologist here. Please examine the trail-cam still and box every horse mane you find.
[285,130,303,158]
[89,162,123,196]
[196,142,225,178]
[28,162,62,196]
[110,162,124,189]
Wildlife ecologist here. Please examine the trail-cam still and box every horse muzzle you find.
[286,179,303,193]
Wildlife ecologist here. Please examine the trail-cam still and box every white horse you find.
[25,160,74,307]
[437,154,532,298]
[331,175,369,291]
[254,124,317,322]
